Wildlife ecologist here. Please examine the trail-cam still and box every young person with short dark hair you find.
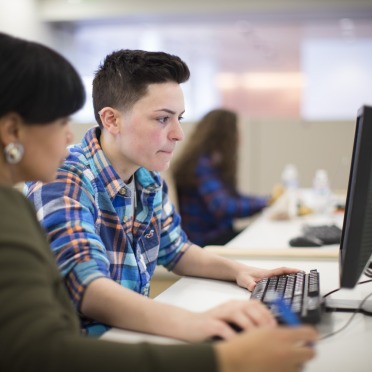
[26,47,309,347]
[0,31,317,372]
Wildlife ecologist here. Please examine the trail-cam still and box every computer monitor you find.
[339,105,372,289]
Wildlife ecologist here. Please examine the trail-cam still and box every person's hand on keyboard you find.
[178,299,277,342]
[234,265,302,292]
[203,299,277,340]
[214,326,318,372]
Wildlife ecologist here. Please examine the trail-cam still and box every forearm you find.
[172,244,245,281]
[172,244,302,292]
[81,277,197,340]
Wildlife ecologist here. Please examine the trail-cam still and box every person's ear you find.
[0,113,23,146]
[98,107,120,135]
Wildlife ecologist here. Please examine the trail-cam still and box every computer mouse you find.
[289,236,323,247]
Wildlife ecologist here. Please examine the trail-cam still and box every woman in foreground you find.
[0,32,317,372]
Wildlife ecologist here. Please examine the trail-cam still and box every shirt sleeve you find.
[196,156,268,218]
[157,177,192,270]
[25,169,110,311]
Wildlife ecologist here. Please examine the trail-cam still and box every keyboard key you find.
[250,270,322,324]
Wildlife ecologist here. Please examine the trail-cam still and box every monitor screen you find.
[339,105,372,288]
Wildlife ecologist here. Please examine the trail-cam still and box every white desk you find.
[206,190,344,259]
[101,191,372,371]
[102,257,372,372]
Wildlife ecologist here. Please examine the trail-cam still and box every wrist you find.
[214,341,240,372]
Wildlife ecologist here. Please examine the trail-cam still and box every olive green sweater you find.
[0,186,217,372]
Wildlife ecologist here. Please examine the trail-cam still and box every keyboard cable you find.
[319,279,372,340]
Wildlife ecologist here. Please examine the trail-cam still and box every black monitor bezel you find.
[339,105,372,288]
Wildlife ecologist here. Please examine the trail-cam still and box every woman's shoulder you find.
[0,185,55,248]
[0,185,28,207]
[0,186,38,230]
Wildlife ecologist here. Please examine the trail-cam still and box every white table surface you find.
[206,189,344,259]
[102,257,372,372]
[101,191,372,372]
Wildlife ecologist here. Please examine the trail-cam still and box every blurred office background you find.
[1,0,372,194]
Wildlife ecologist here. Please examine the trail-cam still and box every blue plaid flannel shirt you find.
[25,127,191,335]
[177,155,268,246]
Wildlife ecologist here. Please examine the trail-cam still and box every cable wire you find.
[319,279,372,340]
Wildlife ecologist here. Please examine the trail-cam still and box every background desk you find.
[206,189,344,259]
[102,257,372,372]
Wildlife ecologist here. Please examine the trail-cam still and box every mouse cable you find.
[319,280,372,341]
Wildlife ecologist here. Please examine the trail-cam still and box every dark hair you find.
[93,49,190,127]
[0,33,85,124]
[172,108,239,191]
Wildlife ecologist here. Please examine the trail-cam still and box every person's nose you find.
[170,119,184,142]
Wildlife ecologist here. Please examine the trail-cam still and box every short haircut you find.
[92,49,190,127]
[0,32,85,124]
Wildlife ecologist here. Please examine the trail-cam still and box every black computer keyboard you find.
[250,270,322,324]
[302,224,342,245]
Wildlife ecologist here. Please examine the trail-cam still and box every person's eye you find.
[158,116,170,124]
[178,115,184,122]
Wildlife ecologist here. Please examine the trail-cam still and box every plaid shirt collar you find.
[78,126,161,198]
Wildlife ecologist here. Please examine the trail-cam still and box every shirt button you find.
[119,188,126,195]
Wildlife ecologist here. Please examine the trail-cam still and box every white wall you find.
[37,0,372,22]
[239,118,355,194]
[0,0,53,45]
[1,0,362,196]
[167,116,355,196]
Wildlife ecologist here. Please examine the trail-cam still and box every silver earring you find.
[4,142,24,164]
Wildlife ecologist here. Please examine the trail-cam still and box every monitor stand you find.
[325,279,372,312]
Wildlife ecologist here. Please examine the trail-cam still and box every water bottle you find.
[281,164,299,190]
[312,169,331,214]
[281,164,299,218]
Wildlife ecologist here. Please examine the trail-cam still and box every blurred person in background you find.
[172,108,269,246]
